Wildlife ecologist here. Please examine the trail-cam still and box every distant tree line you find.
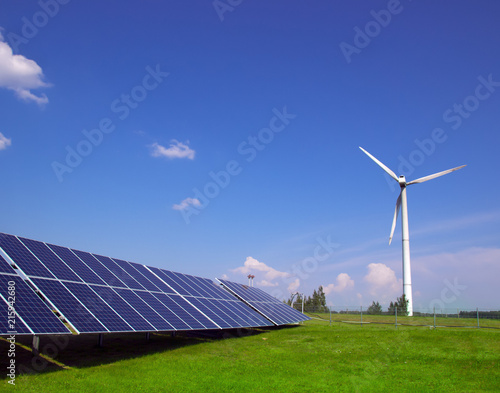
[458,310,500,319]
[367,295,409,316]
[286,286,327,312]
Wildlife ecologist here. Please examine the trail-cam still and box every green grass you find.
[1,321,499,392]
[308,312,500,328]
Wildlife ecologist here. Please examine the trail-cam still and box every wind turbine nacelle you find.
[398,175,407,186]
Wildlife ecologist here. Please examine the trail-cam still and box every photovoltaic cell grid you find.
[0,274,70,335]
[217,279,311,326]
[0,232,304,336]
[151,268,273,328]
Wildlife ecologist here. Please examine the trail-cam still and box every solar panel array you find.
[217,279,311,325]
[0,233,300,336]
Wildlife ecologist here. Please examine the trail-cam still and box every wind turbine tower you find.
[359,147,466,316]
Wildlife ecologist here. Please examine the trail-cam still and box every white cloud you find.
[323,273,354,294]
[363,263,401,300]
[0,133,11,150]
[150,140,195,160]
[172,197,201,211]
[0,35,50,105]
[220,273,229,280]
[287,278,300,293]
[231,256,289,287]
[258,280,279,287]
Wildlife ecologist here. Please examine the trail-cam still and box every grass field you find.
[1,318,499,392]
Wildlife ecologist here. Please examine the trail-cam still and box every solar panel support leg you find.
[98,333,104,347]
[171,332,176,337]
[146,332,150,342]
[31,335,40,356]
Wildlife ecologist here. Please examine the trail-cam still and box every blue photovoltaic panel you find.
[113,259,163,292]
[155,270,273,328]
[89,285,155,331]
[71,250,126,288]
[188,298,235,329]
[0,233,55,278]
[217,279,311,326]
[0,274,70,334]
[167,294,219,330]
[93,255,145,290]
[219,298,272,327]
[20,237,82,282]
[151,268,190,296]
[0,296,32,335]
[134,290,190,330]
[114,288,175,331]
[174,272,211,298]
[48,244,106,285]
[191,298,240,329]
[152,293,216,330]
[130,263,175,294]
[0,254,15,274]
[62,282,133,332]
[31,278,108,333]
[194,277,236,301]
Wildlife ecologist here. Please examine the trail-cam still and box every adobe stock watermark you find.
[339,0,407,64]
[428,277,467,311]
[6,280,16,385]
[51,64,169,182]
[385,73,500,192]
[174,106,296,224]
[269,234,340,301]
[213,0,243,22]
[3,0,71,52]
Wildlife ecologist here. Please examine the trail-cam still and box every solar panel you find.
[150,268,191,296]
[20,237,82,282]
[0,254,16,274]
[113,259,164,292]
[154,269,273,328]
[217,279,311,325]
[93,256,145,290]
[71,250,127,288]
[113,288,175,331]
[133,290,190,330]
[31,278,108,333]
[129,263,176,294]
[89,285,155,331]
[0,295,32,335]
[0,233,55,278]
[0,274,71,334]
[48,243,106,285]
[62,282,133,332]
[152,293,218,330]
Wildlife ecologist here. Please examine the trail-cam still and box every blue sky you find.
[1,0,499,311]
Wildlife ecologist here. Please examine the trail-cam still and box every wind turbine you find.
[359,147,466,316]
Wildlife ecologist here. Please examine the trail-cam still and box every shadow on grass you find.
[0,325,299,378]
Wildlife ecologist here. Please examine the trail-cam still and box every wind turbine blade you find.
[389,192,402,245]
[407,165,466,185]
[359,147,399,181]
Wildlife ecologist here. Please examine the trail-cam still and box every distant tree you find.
[367,301,382,315]
[300,286,327,312]
[318,286,326,310]
[388,294,409,316]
